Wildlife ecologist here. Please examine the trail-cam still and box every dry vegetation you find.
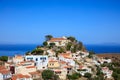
[96,53,120,63]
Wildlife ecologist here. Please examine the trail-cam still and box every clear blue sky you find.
[0,0,120,44]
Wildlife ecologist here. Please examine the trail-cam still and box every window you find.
[27,57,33,60]
[44,57,46,60]
[40,57,46,60]
[40,57,42,60]
[36,58,38,61]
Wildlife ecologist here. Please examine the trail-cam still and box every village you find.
[0,36,113,80]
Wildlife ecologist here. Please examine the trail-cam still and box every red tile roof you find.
[60,61,67,64]
[26,66,36,68]
[49,60,58,62]
[54,70,61,73]
[0,66,6,70]
[29,71,40,75]
[49,38,67,42]
[64,65,72,68]
[11,74,30,80]
[0,66,10,74]
[0,69,10,74]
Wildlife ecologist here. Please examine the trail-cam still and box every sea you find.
[0,44,120,56]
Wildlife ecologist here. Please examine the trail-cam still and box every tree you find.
[49,43,55,48]
[67,36,76,42]
[66,42,72,51]
[31,48,44,55]
[77,41,83,50]
[43,41,48,46]
[53,74,60,80]
[89,51,95,55]
[88,51,95,58]
[67,73,81,80]
[84,73,92,79]
[25,51,31,55]
[0,56,8,62]
[112,72,118,80]
[45,35,53,41]
[42,70,54,80]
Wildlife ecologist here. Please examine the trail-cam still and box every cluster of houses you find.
[0,37,113,80]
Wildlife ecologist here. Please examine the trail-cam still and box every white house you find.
[102,67,113,78]
[79,51,89,58]
[72,53,81,60]
[102,59,112,63]
[75,65,92,76]
[47,36,70,46]
[25,55,48,70]
[58,53,75,66]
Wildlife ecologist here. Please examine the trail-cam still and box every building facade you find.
[25,55,48,70]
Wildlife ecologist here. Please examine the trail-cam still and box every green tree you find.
[45,35,53,41]
[112,72,118,80]
[67,36,76,42]
[31,48,44,55]
[0,56,8,62]
[77,41,83,50]
[53,74,60,80]
[66,42,72,51]
[42,70,54,80]
[84,73,92,79]
[67,73,81,80]
[25,51,31,55]
[43,41,48,46]
[49,43,55,48]
[88,51,95,58]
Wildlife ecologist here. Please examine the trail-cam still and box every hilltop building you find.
[47,36,70,46]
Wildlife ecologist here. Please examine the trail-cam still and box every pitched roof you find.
[64,65,72,68]
[0,66,6,70]
[49,60,58,62]
[60,61,67,64]
[26,66,36,68]
[11,74,30,80]
[29,71,40,75]
[0,66,11,75]
[59,53,71,58]
[54,70,61,73]
[14,55,23,59]
[49,38,67,42]
[0,69,10,74]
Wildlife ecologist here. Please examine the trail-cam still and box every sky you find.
[0,0,120,44]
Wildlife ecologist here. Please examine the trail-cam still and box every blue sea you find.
[0,44,120,56]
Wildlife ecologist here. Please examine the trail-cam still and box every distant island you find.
[0,35,120,80]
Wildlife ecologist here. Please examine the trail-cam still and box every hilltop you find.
[0,35,120,80]
[26,35,86,55]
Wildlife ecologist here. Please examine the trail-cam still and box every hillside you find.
[96,53,120,63]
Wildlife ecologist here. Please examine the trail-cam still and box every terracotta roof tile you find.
[29,71,40,75]
[26,66,36,68]
[11,74,30,80]
[64,65,72,68]
[49,38,67,42]
[0,66,6,70]
[0,69,10,74]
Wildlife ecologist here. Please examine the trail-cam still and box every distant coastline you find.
[0,44,120,56]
